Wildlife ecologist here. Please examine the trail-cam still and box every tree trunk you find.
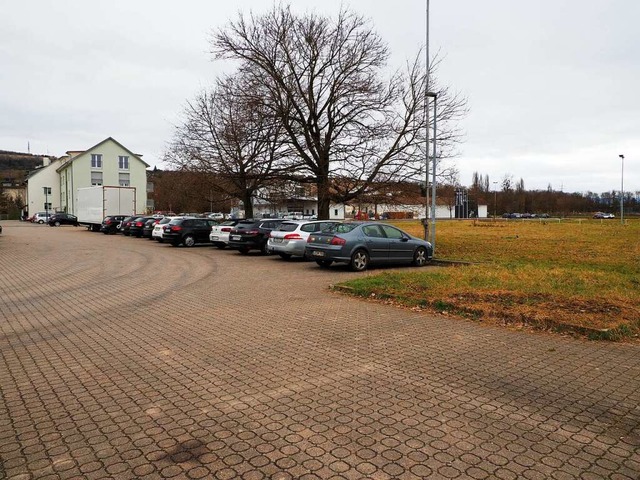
[243,190,254,219]
[317,175,331,220]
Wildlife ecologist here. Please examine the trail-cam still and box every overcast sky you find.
[1,0,637,193]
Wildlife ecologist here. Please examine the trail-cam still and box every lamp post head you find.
[619,154,624,159]
[426,91,437,98]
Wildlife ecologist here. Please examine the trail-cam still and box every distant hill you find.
[0,150,48,172]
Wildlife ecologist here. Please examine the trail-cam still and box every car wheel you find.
[54,221,61,227]
[238,247,250,255]
[350,249,369,272]
[260,242,269,255]
[278,253,292,260]
[316,259,333,267]
[183,235,195,247]
[413,247,429,267]
[158,239,164,243]
[38,220,44,224]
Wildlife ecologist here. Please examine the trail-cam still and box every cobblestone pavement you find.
[0,221,639,480]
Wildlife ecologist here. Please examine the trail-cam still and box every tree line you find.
[466,171,639,216]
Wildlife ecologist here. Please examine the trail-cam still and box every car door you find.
[380,224,414,262]
[191,219,207,242]
[361,224,389,262]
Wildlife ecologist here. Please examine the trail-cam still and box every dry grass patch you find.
[336,218,640,340]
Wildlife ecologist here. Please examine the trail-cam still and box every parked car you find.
[128,216,154,238]
[305,222,433,271]
[48,213,78,227]
[227,219,284,254]
[119,216,138,236]
[206,212,225,220]
[152,217,175,242]
[142,217,160,239]
[267,220,341,259]
[593,212,615,219]
[209,220,241,249]
[100,215,126,234]
[163,218,219,247]
[32,212,51,224]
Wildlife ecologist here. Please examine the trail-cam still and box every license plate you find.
[273,238,283,243]
[231,235,241,241]
[312,250,325,257]
[211,236,219,241]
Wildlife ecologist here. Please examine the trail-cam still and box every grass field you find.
[335,218,640,340]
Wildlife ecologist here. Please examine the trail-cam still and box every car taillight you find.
[170,226,182,232]
[331,236,346,246]
[284,233,303,240]
[106,220,112,225]
[135,221,143,227]
[221,227,231,232]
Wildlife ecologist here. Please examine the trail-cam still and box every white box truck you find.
[76,186,137,231]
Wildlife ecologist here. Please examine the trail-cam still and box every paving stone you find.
[0,222,639,479]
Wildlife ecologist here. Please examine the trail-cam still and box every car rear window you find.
[276,222,299,232]
[220,220,237,226]
[235,221,257,229]
[325,223,357,234]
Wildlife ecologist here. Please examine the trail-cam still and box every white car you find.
[267,220,341,259]
[32,212,51,224]
[210,220,240,249]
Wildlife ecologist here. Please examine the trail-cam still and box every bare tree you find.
[212,5,467,219]
[166,75,285,218]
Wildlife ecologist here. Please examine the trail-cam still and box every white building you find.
[25,157,64,216]
[26,137,149,216]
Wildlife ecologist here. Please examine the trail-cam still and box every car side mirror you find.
[401,236,409,242]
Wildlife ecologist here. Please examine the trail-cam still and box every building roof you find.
[57,136,149,172]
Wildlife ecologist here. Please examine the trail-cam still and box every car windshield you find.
[219,220,237,226]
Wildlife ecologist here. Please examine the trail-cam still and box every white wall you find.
[26,158,63,215]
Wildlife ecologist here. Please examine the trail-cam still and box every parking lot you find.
[1,221,639,479]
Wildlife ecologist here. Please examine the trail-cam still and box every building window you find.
[119,173,130,187]
[118,156,129,170]
[44,187,52,195]
[91,154,102,168]
[147,182,154,193]
[334,209,338,216]
[44,202,52,210]
[91,171,103,186]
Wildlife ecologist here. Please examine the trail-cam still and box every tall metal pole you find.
[493,181,498,219]
[619,154,625,225]
[423,0,430,240]
[429,95,437,252]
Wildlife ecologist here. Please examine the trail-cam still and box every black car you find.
[129,216,154,238]
[142,217,160,239]
[48,213,78,227]
[100,215,126,234]
[163,218,219,247]
[120,216,138,236]
[227,219,284,254]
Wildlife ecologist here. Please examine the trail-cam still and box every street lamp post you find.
[493,181,498,219]
[619,154,624,225]
[429,93,437,253]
